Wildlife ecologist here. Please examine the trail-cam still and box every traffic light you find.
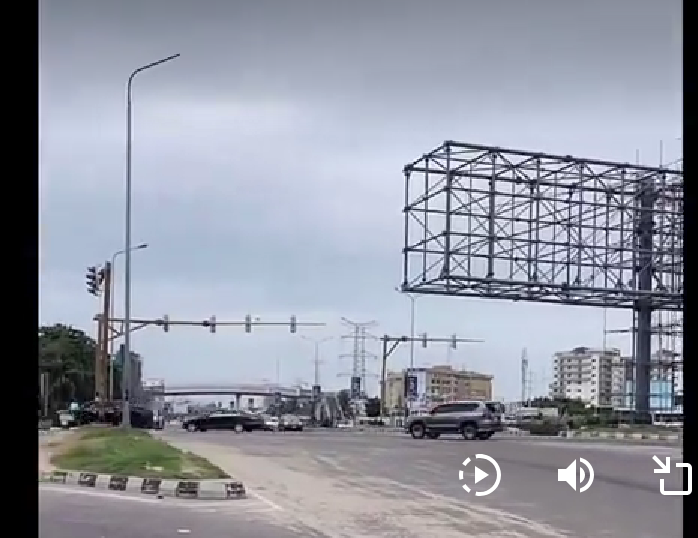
[245,314,252,333]
[209,315,216,333]
[421,333,428,348]
[86,266,99,295]
[451,333,457,349]
[162,315,169,333]
[289,315,297,333]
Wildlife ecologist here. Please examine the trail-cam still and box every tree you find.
[38,324,97,414]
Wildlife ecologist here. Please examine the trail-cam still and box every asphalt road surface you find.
[39,483,325,538]
[160,428,684,538]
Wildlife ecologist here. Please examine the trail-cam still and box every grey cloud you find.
[40,0,682,398]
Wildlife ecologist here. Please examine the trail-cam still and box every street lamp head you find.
[136,243,149,250]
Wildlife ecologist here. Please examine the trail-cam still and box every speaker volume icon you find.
[558,458,595,492]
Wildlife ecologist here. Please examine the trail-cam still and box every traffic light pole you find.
[379,334,484,420]
[98,262,112,402]
[94,314,104,401]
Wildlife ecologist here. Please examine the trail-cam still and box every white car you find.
[280,415,303,431]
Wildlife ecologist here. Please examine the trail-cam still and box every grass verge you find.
[51,426,229,480]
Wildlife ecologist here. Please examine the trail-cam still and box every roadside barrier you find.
[558,430,681,442]
[39,470,246,500]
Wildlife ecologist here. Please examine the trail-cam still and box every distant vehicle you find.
[262,415,280,431]
[56,410,77,428]
[279,415,303,432]
[182,412,264,433]
[483,401,505,432]
[405,401,497,440]
[152,410,164,430]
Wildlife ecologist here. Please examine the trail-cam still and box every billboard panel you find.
[350,376,361,399]
[406,369,428,409]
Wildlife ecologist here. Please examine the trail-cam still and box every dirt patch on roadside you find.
[39,430,80,473]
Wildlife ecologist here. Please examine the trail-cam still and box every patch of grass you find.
[51,426,229,480]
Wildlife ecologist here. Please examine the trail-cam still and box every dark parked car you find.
[105,405,154,429]
[182,412,265,433]
[405,401,497,440]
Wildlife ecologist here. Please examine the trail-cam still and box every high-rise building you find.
[549,347,621,407]
[617,350,682,413]
[551,347,683,412]
[384,364,493,413]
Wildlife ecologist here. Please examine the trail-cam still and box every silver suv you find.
[405,401,496,440]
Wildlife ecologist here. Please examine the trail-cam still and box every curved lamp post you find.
[123,54,180,427]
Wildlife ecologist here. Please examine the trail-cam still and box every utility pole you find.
[521,348,528,406]
[98,262,112,403]
[394,288,418,370]
[40,372,49,417]
[301,336,332,426]
[94,314,104,401]
[301,336,333,387]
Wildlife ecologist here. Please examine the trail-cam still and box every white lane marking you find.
[246,488,283,511]
[307,455,563,537]
[314,454,344,471]
[176,529,191,534]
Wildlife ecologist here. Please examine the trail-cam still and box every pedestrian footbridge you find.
[150,383,311,398]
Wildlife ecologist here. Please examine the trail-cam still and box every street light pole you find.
[408,294,416,370]
[109,243,148,401]
[123,54,180,428]
[301,335,332,426]
[395,288,418,418]
[394,288,417,370]
[301,336,333,386]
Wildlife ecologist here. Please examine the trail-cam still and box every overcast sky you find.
[39,0,682,400]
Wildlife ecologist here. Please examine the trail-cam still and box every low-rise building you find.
[383,364,493,413]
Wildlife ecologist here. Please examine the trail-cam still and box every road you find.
[39,483,324,538]
[159,428,684,538]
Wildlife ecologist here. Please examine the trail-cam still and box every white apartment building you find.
[549,347,622,407]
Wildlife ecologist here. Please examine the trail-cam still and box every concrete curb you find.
[38,427,67,435]
[39,470,246,500]
[336,426,681,443]
[558,430,681,442]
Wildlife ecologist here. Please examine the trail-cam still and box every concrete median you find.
[39,469,246,500]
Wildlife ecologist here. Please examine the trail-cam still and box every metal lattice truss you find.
[402,141,683,310]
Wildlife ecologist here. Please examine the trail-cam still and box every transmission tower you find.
[338,318,378,400]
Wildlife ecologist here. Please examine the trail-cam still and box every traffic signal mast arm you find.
[97,314,325,340]
[379,334,484,413]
